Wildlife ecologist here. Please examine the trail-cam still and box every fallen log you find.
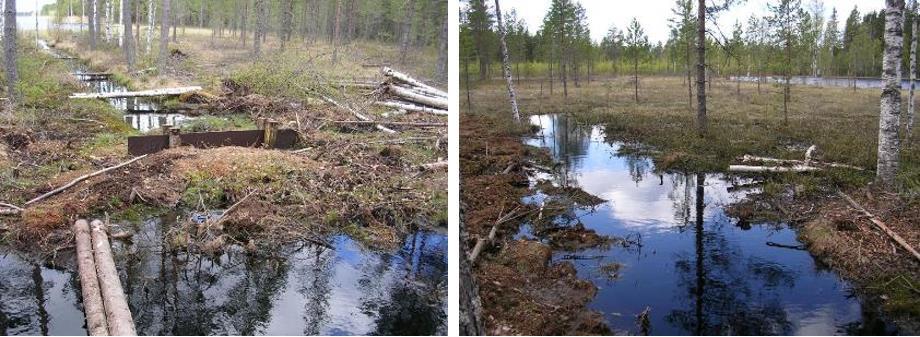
[74,220,110,336]
[386,85,448,109]
[377,101,449,116]
[728,164,821,173]
[317,94,397,134]
[418,160,449,171]
[391,83,448,99]
[837,191,920,263]
[334,120,447,127]
[70,86,202,99]
[766,241,806,250]
[25,155,149,206]
[381,67,445,96]
[740,155,864,171]
[90,220,137,336]
[0,202,23,215]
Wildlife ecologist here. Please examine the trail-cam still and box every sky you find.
[18,0,56,13]
[493,0,885,44]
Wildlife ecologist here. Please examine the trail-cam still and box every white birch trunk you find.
[377,101,449,115]
[118,0,124,46]
[910,0,919,142]
[493,0,521,121]
[386,85,448,109]
[146,0,155,55]
[878,0,905,185]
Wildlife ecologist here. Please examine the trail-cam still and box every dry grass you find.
[466,76,920,194]
[47,26,442,91]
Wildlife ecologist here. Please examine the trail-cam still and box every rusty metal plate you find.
[181,130,264,149]
[128,129,300,155]
[128,135,169,156]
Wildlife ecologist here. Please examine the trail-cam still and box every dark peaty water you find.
[0,215,446,335]
[522,114,896,336]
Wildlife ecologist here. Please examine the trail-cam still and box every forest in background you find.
[41,0,448,83]
[461,0,907,83]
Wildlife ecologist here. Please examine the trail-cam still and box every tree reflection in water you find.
[666,173,794,335]
[0,214,448,336]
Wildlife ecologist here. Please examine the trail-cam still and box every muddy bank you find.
[460,113,610,335]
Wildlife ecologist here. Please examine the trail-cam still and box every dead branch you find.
[334,120,447,127]
[317,94,397,134]
[838,191,920,263]
[728,164,821,173]
[418,160,449,171]
[24,155,149,206]
[211,190,256,228]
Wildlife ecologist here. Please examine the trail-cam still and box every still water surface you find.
[1,215,446,335]
[522,114,896,335]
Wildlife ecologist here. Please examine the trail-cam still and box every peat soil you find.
[460,113,611,335]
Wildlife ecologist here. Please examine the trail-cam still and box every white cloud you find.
[496,0,884,44]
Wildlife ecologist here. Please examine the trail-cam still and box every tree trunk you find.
[399,0,416,65]
[878,0,905,185]
[784,40,791,124]
[123,0,134,71]
[686,38,693,111]
[696,0,707,136]
[73,220,109,336]
[199,0,204,27]
[459,214,484,336]
[90,220,137,336]
[332,0,342,65]
[3,0,15,104]
[240,0,248,46]
[494,0,521,121]
[435,7,448,82]
[89,0,97,49]
[909,0,919,143]
[146,0,154,55]
[159,0,171,71]
[253,0,264,56]
[634,58,639,102]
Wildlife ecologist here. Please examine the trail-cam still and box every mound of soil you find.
[545,224,613,251]
[461,114,610,335]
[797,189,920,333]
[477,240,609,336]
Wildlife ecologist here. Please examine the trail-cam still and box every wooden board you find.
[128,129,300,155]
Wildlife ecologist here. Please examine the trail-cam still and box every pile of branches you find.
[375,67,448,116]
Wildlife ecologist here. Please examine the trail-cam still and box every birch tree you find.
[146,0,155,55]
[877,0,905,185]
[89,0,97,49]
[494,0,520,121]
[909,0,918,142]
[3,0,15,104]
